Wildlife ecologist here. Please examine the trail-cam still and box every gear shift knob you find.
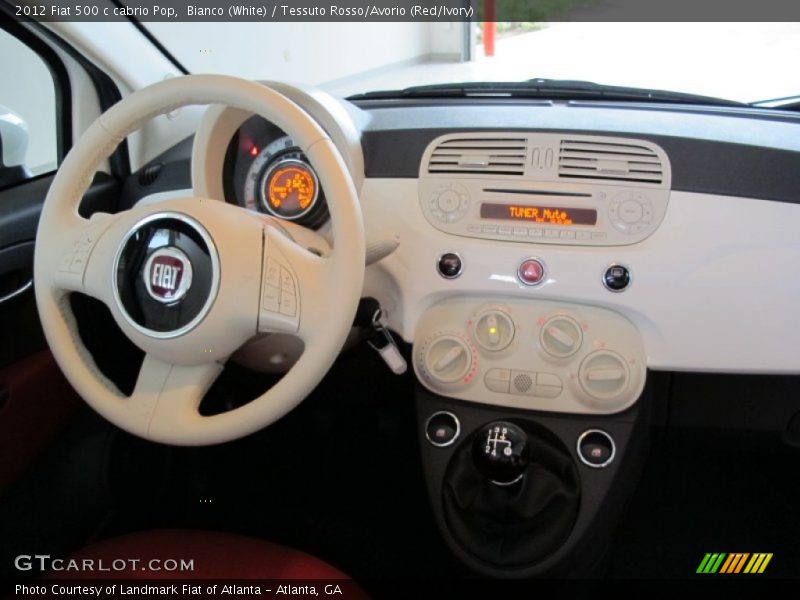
[471,421,530,486]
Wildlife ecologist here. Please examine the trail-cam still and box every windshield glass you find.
[143,22,800,103]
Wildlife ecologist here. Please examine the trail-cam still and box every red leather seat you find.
[53,530,357,581]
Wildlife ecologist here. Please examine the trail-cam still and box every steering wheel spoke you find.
[132,353,224,443]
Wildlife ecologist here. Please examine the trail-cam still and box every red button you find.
[518,258,545,286]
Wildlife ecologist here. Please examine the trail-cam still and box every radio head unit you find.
[419,133,671,246]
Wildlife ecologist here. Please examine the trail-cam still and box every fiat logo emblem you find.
[143,247,193,304]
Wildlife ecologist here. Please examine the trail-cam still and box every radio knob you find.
[436,189,461,213]
[431,184,470,224]
[619,198,644,224]
[610,192,649,234]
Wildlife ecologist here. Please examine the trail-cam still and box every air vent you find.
[427,137,528,176]
[558,140,663,184]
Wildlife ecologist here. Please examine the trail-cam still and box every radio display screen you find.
[480,202,597,226]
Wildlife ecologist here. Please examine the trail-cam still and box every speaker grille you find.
[513,373,533,393]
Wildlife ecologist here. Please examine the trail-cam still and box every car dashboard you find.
[132,89,800,576]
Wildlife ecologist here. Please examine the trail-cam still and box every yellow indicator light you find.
[488,327,498,334]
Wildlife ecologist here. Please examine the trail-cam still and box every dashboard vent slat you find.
[428,137,528,175]
[558,139,663,184]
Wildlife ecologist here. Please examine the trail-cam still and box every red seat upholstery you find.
[54,530,355,581]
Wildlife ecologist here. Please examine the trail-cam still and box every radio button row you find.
[469,224,606,243]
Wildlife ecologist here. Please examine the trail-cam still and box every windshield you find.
[143,22,800,104]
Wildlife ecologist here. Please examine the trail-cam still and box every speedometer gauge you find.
[262,158,318,219]
[242,135,296,211]
[241,134,328,228]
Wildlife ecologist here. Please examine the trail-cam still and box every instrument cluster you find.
[224,115,329,228]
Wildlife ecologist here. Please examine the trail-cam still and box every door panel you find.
[0,173,120,494]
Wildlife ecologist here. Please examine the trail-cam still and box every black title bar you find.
[4,0,800,22]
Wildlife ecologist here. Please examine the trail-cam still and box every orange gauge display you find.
[261,159,319,219]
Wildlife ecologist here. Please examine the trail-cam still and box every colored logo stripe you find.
[720,553,749,573]
[697,552,773,574]
[697,553,726,573]
[744,553,773,574]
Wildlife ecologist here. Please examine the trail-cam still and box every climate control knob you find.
[578,350,631,409]
[473,308,515,352]
[540,315,583,358]
[420,332,476,387]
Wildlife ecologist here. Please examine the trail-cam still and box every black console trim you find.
[415,382,653,577]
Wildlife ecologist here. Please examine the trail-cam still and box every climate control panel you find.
[412,298,646,414]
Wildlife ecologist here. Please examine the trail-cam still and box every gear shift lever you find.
[471,421,529,486]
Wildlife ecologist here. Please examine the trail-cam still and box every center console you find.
[409,131,667,576]
[412,297,651,576]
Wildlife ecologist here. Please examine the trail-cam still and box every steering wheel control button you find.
[577,429,616,468]
[425,411,460,447]
[143,247,193,304]
[517,258,545,286]
[59,252,75,272]
[437,252,463,279]
[279,291,297,317]
[540,315,583,358]
[265,258,281,287]
[603,264,632,292]
[280,267,295,293]
[484,368,511,393]
[262,285,280,312]
[70,250,90,274]
[473,309,515,351]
